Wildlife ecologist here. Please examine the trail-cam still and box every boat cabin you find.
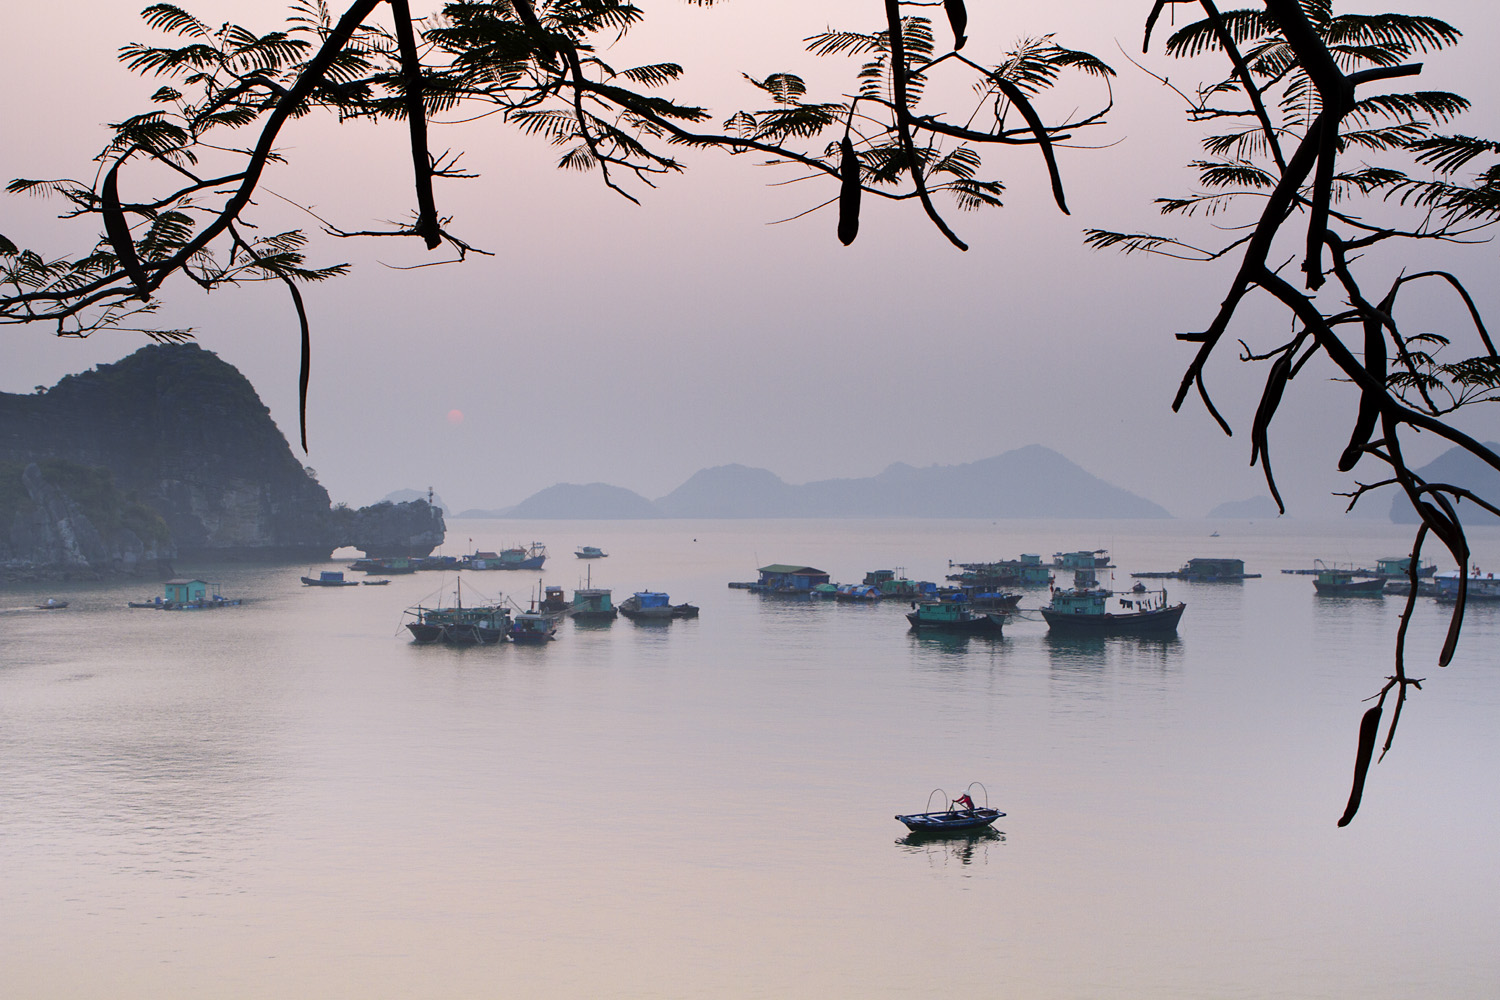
[1375,556,1434,578]
[631,591,671,609]
[164,579,208,604]
[1048,589,1108,616]
[1054,550,1107,571]
[755,564,831,593]
[571,588,614,613]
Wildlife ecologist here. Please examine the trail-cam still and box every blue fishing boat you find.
[508,609,557,642]
[904,597,1003,634]
[896,784,1005,833]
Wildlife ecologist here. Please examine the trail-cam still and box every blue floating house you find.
[164,579,208,604]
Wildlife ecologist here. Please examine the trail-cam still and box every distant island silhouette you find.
[456,445,1174,519]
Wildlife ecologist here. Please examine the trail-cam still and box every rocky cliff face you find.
[331,499,446,558]
[2,460,176,581]
[1,344,334,559]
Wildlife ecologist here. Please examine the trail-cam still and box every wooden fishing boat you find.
[619,591,698,620]
[301,570,359,587]
[508,609,557,643]
[404,579,509,644]
[896,784,1005,833]
[1040,583,1185,635]
[904,598,1004,634]
[1311,561,1385,595]
[575,546,607,559]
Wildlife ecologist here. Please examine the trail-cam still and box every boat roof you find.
[758,564,827,575]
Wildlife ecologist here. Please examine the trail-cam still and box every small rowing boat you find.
[895,783,1004,833]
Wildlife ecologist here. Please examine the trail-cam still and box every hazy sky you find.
[3,1,1495,516]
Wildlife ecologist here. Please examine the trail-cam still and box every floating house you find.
[1373,556,1436,578]
[1053,550,1111,571]
[754,564,832,594]
[1178,558,1257,580]
[164,579,208,604]
[1134,557,1260,581]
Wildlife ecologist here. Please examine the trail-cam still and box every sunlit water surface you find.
[3,518,1497,999]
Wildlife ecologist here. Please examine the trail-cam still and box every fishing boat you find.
[362,579,391,586]
[404,580,509,644]
[1312,563,1386,595]
[896,783,1005,834]
[1433,569,1500,602]
[35,598,68,609]
[463,543,547,571]
[619,591,698,620]
[569,587,617,621]
[575,546,607,559]
[1040,579,1185,635]
[301,570,359,587]
[567,565,617,621]
[508,609,557,642]
[539,585,570,615]
[904,597,1004,634]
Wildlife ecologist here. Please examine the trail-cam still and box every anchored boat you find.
[904,597,1004,634]
[1040,576,1185,635]
[896,783,1005,833]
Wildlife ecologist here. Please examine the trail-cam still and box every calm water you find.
[3,517,1498,999]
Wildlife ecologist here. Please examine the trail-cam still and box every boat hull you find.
[1313,578,1386,594]
[406,622,444,644]
[905,612,1004,633]
[895,808,1004,833]
[1040,602,1185,635]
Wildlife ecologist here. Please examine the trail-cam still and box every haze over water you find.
[3,517,1498,998]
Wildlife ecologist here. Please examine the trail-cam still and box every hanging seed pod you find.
[837,135,862,247]
[102,161,151,296]
[1338,311,1388,472]
[1336,704,1383,827]
[944,0,969,50]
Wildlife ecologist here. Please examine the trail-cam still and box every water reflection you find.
[1043,631,1183,670]
[896,827,1006,867]
[906,631,994,657]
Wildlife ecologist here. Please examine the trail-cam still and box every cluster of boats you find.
[403,578,698,646]
[351,543,605,577]
[742,556,1187,637]
[1285,556,1500,600]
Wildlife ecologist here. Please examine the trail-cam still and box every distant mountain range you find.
[456,445,1173,519]
[1206,495,1284,519]
[1390,441,1500,525]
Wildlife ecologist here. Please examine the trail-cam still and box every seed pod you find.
[944,0,968,50]
[837,136,861,247]
[102,160,151,296]
[1336,704,1383,827]
[1338,310,1388,472]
